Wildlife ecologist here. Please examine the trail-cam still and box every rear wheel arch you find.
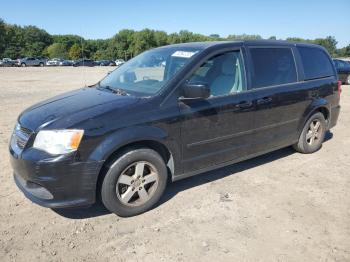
[316,106,329,123]
[293,112,326,154]
[305,106,330,129]
[298,100,330,135]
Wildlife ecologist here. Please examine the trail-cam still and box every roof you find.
[156,40,322,50]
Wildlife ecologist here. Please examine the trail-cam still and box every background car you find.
[59,60,74,66]
[115,59,125,66]
[17,57,47,67]
[97,60,116,66]
[72,59,96,67]
[333,59,350,84]
[0,58,16,67]
[46,58,64,66]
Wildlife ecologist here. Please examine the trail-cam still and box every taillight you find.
[337,80,342,98]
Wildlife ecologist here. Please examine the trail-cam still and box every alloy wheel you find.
[116,161,159,206]
[306,119,322,145]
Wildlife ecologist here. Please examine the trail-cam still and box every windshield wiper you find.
[99,84,128,96]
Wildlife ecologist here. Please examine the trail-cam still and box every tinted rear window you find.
[298,46,334,80]
[250,47,297,88]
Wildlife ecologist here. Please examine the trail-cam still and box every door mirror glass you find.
[181,82,210,99]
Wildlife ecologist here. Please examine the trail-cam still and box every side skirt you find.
[172,141,297,182]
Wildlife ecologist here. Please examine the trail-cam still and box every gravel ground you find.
[0,67,349,262]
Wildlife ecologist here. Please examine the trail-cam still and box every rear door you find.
[245,45,306,153]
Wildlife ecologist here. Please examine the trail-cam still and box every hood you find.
[19,87,139,131]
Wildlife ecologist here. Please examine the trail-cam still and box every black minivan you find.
[9,41,341,217]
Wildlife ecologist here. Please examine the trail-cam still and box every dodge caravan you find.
[9,41,341,217]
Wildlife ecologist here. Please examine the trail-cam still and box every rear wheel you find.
[39,62,44,67]
[293,112,326,154]
[21,63,26,67]
[101,148,168,217]
[347,75,350,85]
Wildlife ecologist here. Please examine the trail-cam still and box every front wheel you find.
[293,112,326,154]
[39,62,44,67]
[347,75,350,85]
[101,148,168,217]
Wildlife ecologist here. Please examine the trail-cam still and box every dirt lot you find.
[0,67,349,262]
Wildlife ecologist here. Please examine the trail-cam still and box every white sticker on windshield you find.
[171,51,197,58]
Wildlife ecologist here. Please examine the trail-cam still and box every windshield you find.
[99,47,202,96]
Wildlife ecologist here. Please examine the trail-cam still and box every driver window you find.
[189,50,246,97]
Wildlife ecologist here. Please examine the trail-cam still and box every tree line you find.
[1,18,349,61]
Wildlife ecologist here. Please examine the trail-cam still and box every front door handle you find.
[236,101,253,109]
[256,97,272,105]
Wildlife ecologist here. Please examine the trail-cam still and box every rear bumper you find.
[329,104,341,129]
[10,147,104,208]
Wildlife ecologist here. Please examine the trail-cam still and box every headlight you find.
[33,129,84,155]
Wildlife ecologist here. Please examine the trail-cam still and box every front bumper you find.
[10,147,104,208]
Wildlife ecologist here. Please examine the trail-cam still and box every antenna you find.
[80,27,86,87]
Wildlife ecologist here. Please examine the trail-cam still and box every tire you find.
[101,148,168,217]
[21,63,26,67]
[347,75,350,85]
[39,62,44,67]
[293,112,326,154]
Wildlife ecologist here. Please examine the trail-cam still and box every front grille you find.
[12,123,33,150]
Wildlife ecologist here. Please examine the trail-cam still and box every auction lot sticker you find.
[171,51,197,58]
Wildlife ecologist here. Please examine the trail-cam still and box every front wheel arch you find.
[100,147,168,216]
[95,140,174,202]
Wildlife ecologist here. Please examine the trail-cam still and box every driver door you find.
[179,49,256,173]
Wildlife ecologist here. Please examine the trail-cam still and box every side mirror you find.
[180,82,210,100]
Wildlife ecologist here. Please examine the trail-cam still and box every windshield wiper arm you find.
[102,85,128,96]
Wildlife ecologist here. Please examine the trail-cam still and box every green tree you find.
[69,43,81,60]
[313,36,337,56]
[2,24,25,58]
[209,34,220,39]
[1,17,349,61]
[52,34,83,49]
[0,18,6,57]
[21,25,52,56]
[344,44,350,57]
[46,43,68,58]
[335,44,350,57]
[154,30,168,46]
[110,29,135,59]
[131,29,157,55]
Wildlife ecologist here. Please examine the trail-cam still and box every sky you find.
[1,0,349,47]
